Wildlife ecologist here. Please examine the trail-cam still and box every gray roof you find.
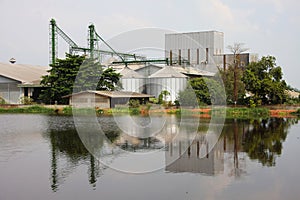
[149,66,188,78]
[134,64,163,72]
[0,62,49,84]
[64,90,153,98]
[172,66,215,77]
[118,66,144,78]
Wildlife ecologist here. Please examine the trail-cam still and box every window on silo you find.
[170,50,173,66]
[206,48,209,63]
[188,49,190,64]
[179,49,181,65]
[197,48,199,65]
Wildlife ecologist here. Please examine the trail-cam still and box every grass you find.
[0,105,56,114]
[0,105,295,119]
[211,107,270,119]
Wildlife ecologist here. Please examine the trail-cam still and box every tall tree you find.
[40,54,121,104]
[227,43,249,105]
[242,56,287,105]
[219,65,245,104]
[73,60,122,92]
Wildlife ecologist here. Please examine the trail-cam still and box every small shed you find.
[64,90,153,108]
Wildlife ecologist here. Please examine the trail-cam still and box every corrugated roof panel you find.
[149,66,188,78]
[0,62,49,84]
[118,66,144,78]
[65,90,154,98]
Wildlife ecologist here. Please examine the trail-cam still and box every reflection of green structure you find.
[48,125,119,191]
[49,129,96,191]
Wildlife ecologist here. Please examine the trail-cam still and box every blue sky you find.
[0,0,299,88]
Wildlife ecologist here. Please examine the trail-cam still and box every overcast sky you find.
[1,0,299,88]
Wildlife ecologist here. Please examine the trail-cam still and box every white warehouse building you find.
[165,31,224,70]
[0,62,49,104]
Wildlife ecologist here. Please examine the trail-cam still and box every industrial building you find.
[0,21,251,106]
[165,31,224,69]
[0,62,49,104]
[65,90,153,108]
[165,31,251,72]
[113,64,213,102]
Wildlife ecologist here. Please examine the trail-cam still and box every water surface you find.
[0,114,299,200]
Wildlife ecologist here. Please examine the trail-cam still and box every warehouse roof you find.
[0,62,49,85]
[64,90,154,98]
[117,66,144,78]
[172,66,215,77]
[149,66,188,78]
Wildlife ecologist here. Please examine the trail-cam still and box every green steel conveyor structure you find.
[49,19,169,66]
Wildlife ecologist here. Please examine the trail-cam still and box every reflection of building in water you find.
[112,115,179,151]
[165,135,224,175]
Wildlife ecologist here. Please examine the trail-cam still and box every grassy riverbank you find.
[0,105,298,118]
[0,105,57,114]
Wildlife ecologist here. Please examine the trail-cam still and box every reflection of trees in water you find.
[243,118,293,167]
[46,116,166,191]
[223,118,295,175]
[45,115,297,188]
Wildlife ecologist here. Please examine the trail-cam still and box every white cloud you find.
[196,0,234,26]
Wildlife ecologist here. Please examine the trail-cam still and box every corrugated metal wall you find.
[120,78,146,93]
[0,76,22,104]
[148,77,187,102]
[165,31,224,68]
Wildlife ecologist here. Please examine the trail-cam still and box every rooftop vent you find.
[9,58,16,64]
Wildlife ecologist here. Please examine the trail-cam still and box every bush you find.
[0,96,6,104]
[129,108,140,115]
[62,106,73,115]
[129,99,140,108]
[20,96,34,105]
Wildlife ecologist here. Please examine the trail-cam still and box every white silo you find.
[148,66,188,102]
[118,66,146,93]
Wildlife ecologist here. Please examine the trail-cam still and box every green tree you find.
[40,54,121,104]
[40,54,84,104]
[73,60,122,92]
[219,65,245,104]
[178,77,225,105]
[242,56,287,105]
[177,84,199,107]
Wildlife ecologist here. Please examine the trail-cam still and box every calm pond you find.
[0,114,299,200]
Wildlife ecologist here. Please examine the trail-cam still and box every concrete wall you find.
[70,93,110,108]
